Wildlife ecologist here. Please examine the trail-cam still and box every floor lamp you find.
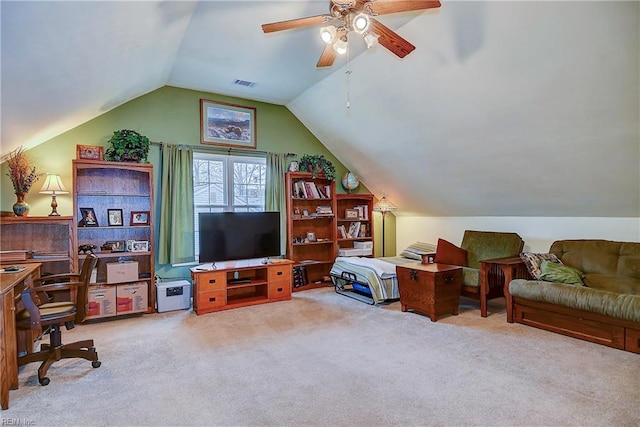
[373,194,397,257]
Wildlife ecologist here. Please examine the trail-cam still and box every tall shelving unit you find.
[336,193,374,257]
[285,172,337,290]
[73,159,155,315]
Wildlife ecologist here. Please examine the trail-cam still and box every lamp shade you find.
[39,174,69,195]
[373,195,397,213]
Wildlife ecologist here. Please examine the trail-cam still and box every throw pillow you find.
[520,252,561,279]
[399,241,437,260]
[539,260,585,286]
[434,238,468,266]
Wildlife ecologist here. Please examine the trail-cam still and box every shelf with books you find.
[285,172,337,290]
[336,194,374,257]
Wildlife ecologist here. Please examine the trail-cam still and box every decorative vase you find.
[13,193,30,217]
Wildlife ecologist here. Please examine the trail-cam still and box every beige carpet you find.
[3,287,639,426]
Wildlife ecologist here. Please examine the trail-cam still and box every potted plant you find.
[3,146,43,216]
[298,154,336,181]
[104,129,150,163]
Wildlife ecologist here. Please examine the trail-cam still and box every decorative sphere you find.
[341,172,360,193]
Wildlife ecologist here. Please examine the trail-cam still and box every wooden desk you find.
[0,263,41,410]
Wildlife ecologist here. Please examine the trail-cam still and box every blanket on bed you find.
[331,256,418,303]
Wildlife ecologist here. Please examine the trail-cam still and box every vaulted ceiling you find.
[2,1,639,217]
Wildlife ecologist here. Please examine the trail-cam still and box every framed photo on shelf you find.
[130,211,150,226]
[127,240,149,253]
[76,145,104,161]
[107,209,124,226]
[345,209,359,220]
[79,207,99,227]
[105,240,126,253]
[200,99,256,149]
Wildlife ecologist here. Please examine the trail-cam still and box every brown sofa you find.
[502,239,640,353]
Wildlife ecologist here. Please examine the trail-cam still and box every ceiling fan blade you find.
[369,18,415,58]
[316,44,338,68]
[262,15,330,33]
[366,0,441,15]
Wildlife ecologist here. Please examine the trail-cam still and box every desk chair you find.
[16,254,101,385]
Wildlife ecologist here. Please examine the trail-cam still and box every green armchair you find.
[435,230,525,317]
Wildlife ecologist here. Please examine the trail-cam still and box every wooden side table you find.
[396,263,463,321]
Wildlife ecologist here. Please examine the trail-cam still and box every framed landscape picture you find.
[200,99,256,149]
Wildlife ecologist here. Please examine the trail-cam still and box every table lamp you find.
[39,174,69,216]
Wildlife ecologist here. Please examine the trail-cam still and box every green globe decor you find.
[341,172,360,193]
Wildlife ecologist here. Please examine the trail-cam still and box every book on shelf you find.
[293,180,307,198]
[360,223,368,238]
[337,224,347,238]
[347,221,361,238]
[315,205,333,215]
[354,205,369,220]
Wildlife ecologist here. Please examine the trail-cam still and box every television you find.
[198,212,281,263]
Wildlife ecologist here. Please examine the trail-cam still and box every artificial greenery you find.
[299,154,336,181]
[104,129,150,163]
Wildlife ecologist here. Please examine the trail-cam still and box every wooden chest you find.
[396,263,463,321]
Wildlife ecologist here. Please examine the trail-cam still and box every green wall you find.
[1,86,392,280]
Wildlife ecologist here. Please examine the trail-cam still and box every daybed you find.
[503,239,640,353]
[330,242,436,304]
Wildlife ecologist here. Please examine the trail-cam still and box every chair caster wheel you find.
[39,377,50,386]
[92,360,101,368]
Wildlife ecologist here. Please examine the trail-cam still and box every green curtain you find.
[158,144,195,265]
[266,152,289,255]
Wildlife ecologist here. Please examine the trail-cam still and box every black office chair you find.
[16,254,101,385]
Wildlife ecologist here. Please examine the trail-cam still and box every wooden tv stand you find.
[190,259,294,315]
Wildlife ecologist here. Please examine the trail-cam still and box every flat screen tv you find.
[198,212,281,263]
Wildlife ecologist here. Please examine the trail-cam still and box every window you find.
[193,152,266,258]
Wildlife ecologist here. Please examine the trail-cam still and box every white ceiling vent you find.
[233,79,256,88]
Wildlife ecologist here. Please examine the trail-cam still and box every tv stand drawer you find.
[196,271,226,291]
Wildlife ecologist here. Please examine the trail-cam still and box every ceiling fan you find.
[261,0,441,67]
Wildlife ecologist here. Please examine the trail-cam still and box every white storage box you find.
[354,241,373,250]
[156,280,191,313]
[338,248,365,257]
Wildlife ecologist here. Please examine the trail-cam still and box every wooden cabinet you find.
[0,216,76,276]
[190,258,293,315]
[336,193,374,257]
[285,172,337,289]
[73,160,155,315]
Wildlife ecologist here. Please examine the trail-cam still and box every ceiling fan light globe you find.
[333,38,348,55]
[320,25,337,44]
[364,32,379,48]
[353,13,370,34]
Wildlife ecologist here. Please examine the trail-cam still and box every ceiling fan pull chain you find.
[346,43,352,109]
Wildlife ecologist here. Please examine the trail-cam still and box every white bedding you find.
[334,256,397,278]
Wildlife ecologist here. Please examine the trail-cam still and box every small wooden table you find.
[396,263,463,321]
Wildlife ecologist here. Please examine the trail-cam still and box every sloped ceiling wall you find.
[2,1,639,219]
